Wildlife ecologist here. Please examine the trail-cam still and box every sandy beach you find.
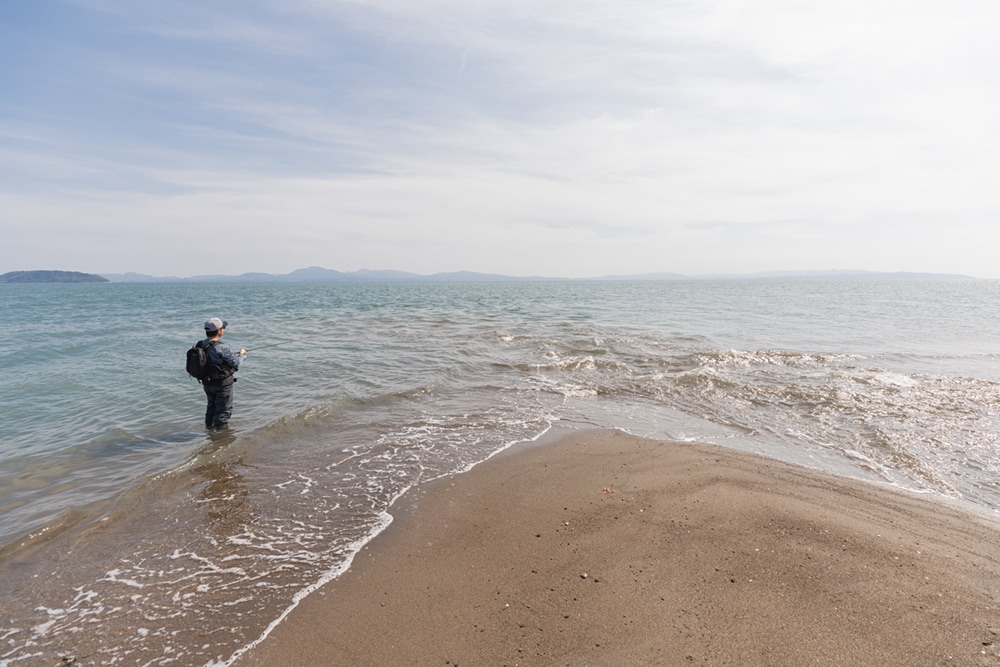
[236,430,1000,666]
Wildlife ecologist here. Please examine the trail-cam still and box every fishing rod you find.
[243,341,295,352]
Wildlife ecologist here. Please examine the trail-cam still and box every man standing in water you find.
[200,317,246,430]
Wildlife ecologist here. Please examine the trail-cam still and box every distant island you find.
[97,267,979,284]
[0,270,110,284]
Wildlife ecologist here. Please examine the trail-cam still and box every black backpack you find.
[186,340,218,382]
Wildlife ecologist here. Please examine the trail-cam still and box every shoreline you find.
[235,429,1000,665]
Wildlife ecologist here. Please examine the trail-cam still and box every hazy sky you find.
[2,1,997,278]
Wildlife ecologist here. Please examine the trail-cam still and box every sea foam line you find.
[209,423,555,667]
[207,509,394,667]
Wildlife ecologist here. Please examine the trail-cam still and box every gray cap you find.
[204,317,228,332]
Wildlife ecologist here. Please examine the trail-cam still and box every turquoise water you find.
[2,279,999,665]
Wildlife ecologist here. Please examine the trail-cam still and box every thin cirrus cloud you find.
[0,0,997,277]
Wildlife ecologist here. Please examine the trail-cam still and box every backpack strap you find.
[201,339,234,383]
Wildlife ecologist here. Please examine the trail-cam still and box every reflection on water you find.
[192,430,254,537]
[199,463,251,538]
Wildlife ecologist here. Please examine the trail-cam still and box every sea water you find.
[1,279,999,665]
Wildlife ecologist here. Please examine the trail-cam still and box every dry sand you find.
[237,430,1000,666]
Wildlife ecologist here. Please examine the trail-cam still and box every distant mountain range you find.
[95,267,979,283]
[100,267,545,283]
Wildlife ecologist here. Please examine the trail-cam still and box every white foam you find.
[208,511,395,667]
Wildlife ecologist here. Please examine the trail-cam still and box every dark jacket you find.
[202,338,242,385]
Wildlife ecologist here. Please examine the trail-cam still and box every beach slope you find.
[237,430,1000,666]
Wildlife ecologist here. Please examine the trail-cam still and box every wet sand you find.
[236,430,1000,666]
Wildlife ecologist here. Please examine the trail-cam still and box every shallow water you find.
[1,279,998,665]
